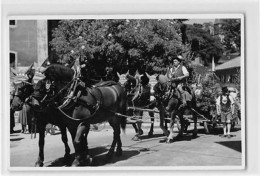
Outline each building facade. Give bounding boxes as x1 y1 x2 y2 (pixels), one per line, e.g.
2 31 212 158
9 20 48 69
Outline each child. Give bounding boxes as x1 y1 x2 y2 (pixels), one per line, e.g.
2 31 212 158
216 86 235 138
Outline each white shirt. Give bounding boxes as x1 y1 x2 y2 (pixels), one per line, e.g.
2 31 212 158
168 65 189 79
216 95 235 106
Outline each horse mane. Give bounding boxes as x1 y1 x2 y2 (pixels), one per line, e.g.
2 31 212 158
44 64 75 82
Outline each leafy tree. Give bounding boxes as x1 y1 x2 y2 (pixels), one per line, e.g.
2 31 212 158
220 19 241 53
50 19 185 77
185 24 224 66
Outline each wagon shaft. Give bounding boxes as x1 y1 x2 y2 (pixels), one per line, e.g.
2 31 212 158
128 107 160 113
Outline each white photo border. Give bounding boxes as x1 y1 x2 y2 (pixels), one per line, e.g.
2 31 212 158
1 0 259 176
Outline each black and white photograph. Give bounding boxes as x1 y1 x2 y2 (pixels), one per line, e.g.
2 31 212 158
8 16 245 169
1 0 260 175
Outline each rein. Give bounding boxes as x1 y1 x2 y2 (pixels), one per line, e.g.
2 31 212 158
57 85 103 122
33 78 77 113
57 83 126 123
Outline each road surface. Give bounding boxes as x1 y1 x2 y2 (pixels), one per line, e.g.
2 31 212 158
10 114 243 168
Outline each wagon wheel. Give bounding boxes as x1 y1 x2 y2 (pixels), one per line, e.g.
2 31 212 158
90 123 106 132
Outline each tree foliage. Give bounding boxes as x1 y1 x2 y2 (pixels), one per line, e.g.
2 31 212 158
50 19 185 77
185 24 224 65
220 19 241 52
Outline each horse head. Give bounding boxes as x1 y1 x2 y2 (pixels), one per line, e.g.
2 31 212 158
11 80 34 111
11 64 35 111
31 64 75 109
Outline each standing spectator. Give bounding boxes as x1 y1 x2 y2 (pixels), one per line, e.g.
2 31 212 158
216 86 235 138
10 108 15 133
19 64 35 134
10 87 16 134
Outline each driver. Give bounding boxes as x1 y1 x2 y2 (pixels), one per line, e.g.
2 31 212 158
166 55 189 112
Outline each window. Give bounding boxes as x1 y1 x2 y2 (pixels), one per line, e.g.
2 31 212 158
9 20 17 28
10 51 18 68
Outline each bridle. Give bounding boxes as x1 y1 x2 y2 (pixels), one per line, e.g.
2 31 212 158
12 81 33 101
33 78 77 112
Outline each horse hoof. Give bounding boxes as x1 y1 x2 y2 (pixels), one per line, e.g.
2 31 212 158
165 131 170 137
159 138 167 143
35 161 43 167
148 132 153 137
63 154 71 163
132 136 141 141
166 139 174 143
71 158 81 167
85 155 93 166
106 153 114 162
139 129 144 135
175 135 182 141
116 148 123 157
192 134 198 138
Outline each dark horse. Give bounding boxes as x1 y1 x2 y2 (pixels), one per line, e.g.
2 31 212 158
10 80 34 133
36 62 127 166
121 72 155 141
11 64 74 167
61 78 127 166
153 75 198 143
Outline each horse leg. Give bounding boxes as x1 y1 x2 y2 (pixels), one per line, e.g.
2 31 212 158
59 125 71 162
148 115 154 137
164 119 168 132
176 114 184 139
167 111 177 143
115 118 123 157
106 119 118 161
132 111 143 141
159 108 169 137
158 106 170 143
193 113 198 138
71 122 89 167
35 124 46 167
81 125 92 165
132 123 139 134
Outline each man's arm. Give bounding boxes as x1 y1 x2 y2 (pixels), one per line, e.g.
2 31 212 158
216 96 221 115
229 95 235 115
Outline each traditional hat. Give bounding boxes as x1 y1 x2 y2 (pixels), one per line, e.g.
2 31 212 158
171 55 183 62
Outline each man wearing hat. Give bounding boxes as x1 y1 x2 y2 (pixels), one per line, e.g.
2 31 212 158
216 86 235 138
167 55 189 86
165 55 189 112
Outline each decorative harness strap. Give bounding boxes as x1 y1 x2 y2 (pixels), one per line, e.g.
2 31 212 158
58 81 121 122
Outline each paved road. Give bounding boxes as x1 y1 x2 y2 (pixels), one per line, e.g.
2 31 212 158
10 117 243 168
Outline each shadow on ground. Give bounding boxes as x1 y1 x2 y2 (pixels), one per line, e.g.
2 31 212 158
139 133 165 140
216 140 241 153
47 146 141 167
10 137 24 142
91 149 140 166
